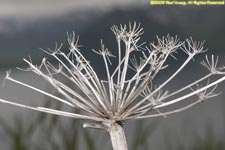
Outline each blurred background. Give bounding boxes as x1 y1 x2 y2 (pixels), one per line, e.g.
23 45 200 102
0 0 225 149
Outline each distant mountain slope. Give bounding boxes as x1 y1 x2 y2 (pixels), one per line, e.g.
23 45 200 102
0 10 101 68
0 7 225 69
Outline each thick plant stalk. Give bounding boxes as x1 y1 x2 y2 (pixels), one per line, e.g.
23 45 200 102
109 122 128 150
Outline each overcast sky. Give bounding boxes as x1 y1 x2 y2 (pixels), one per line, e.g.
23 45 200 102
0 0 146 34
0 0 144 19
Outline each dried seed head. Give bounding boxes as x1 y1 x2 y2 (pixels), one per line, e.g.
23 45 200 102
1 22 225 126
201 55 225 74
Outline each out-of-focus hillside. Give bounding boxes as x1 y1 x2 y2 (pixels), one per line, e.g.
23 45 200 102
0 6 225 69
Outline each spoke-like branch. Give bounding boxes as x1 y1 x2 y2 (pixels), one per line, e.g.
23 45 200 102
154 76 225 109
0 98 103 122
124 84 219 120
125 100 200 120
5 75 74 107
160 73 212 101
93 41 116 109
37 107 104 122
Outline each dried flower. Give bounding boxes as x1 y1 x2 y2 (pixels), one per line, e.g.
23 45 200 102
1 22 225 150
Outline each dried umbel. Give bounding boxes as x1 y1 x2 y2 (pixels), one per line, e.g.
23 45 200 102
1 23 225 150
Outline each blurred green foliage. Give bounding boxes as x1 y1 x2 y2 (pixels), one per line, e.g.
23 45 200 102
0 100 224 150
0 100 90 150
0 99 157 150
